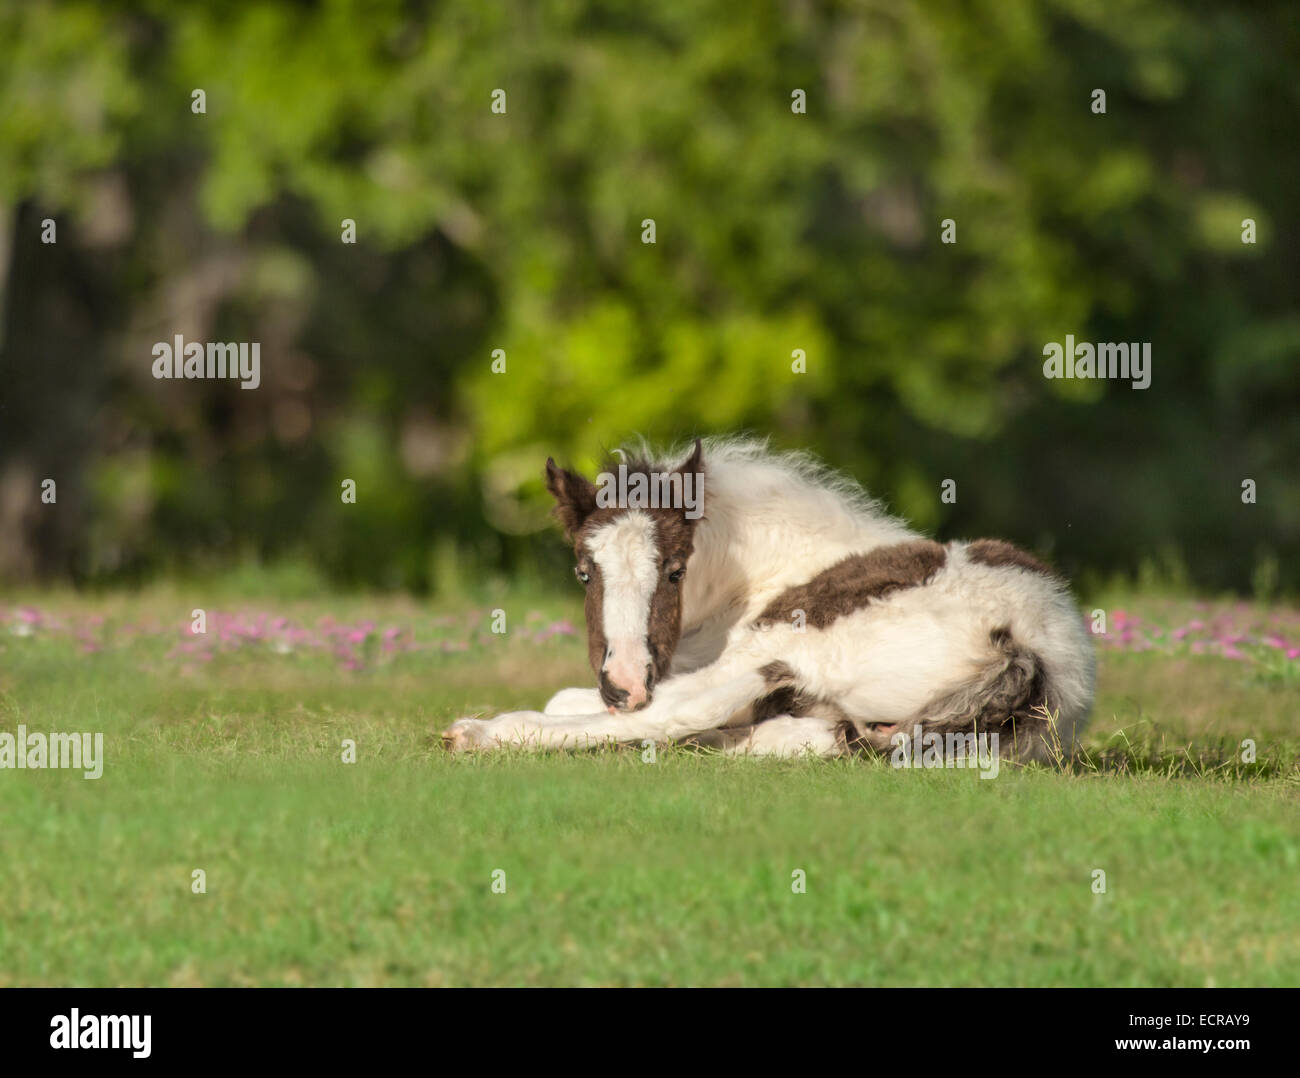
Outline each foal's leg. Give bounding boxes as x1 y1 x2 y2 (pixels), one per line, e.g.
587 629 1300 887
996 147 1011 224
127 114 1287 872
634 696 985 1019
719 715 848 758
543 687 603 715
443 660 774 752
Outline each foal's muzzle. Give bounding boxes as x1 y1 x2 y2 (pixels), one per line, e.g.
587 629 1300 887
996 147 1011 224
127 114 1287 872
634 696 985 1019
599 667 654 711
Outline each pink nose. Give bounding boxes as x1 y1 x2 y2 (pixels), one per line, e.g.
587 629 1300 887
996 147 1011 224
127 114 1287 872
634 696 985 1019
602 650 652 709
602 670 650 708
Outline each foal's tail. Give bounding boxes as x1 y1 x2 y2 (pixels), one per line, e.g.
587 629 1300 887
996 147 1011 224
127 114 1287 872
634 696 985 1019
917 626 1057 759
854 626 1062 761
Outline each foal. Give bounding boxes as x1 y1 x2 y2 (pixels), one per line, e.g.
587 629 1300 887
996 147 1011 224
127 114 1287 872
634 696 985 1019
443 437 1095 759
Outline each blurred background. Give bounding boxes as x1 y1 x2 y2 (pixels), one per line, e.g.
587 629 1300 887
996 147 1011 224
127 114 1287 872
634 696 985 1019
0 0 1296 597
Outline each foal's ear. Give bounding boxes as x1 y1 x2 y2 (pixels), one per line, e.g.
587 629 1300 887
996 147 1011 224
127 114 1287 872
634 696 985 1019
545 457 598 540
676 438 704 479
673 438 705 527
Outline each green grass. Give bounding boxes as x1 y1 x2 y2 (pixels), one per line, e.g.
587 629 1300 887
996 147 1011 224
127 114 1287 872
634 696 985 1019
1 587 1297 986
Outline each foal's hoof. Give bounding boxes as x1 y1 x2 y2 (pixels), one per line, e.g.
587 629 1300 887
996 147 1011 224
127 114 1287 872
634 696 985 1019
442 718 492 753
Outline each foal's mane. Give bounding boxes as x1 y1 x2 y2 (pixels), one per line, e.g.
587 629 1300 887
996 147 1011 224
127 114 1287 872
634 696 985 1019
613 434 897 529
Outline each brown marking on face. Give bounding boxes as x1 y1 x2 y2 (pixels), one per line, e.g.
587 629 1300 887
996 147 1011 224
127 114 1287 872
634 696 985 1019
573 506 697 698
756 539 947 631
568 524 609 674
545 441 705 707
965 539 1059 580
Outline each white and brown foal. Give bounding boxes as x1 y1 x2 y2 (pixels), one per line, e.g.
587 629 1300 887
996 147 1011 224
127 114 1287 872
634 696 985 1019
443 438 1095 759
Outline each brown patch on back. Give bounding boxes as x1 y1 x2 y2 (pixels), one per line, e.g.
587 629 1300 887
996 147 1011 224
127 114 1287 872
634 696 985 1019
756 539 947 630
965 539 1058 580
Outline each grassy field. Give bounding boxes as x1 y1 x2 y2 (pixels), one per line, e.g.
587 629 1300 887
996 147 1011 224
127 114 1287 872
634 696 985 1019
1 585 1297 986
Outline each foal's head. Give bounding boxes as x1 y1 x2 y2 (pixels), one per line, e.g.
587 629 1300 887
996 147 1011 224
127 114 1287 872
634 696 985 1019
545 440 705 711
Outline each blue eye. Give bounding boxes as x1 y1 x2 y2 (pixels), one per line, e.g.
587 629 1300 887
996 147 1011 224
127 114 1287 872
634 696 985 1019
576 569 590 585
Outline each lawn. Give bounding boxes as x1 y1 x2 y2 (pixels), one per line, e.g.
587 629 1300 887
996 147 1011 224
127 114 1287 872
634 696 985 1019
1 585 1297 986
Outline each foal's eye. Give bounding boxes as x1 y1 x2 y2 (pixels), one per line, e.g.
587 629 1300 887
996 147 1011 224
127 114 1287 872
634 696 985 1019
576 569 590 585
668 568 685 584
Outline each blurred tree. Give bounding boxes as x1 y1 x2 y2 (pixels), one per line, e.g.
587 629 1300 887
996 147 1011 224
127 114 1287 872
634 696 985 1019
0 0 1296 591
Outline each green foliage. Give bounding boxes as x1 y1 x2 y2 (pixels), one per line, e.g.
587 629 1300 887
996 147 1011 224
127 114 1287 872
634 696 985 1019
0 0 1296 589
